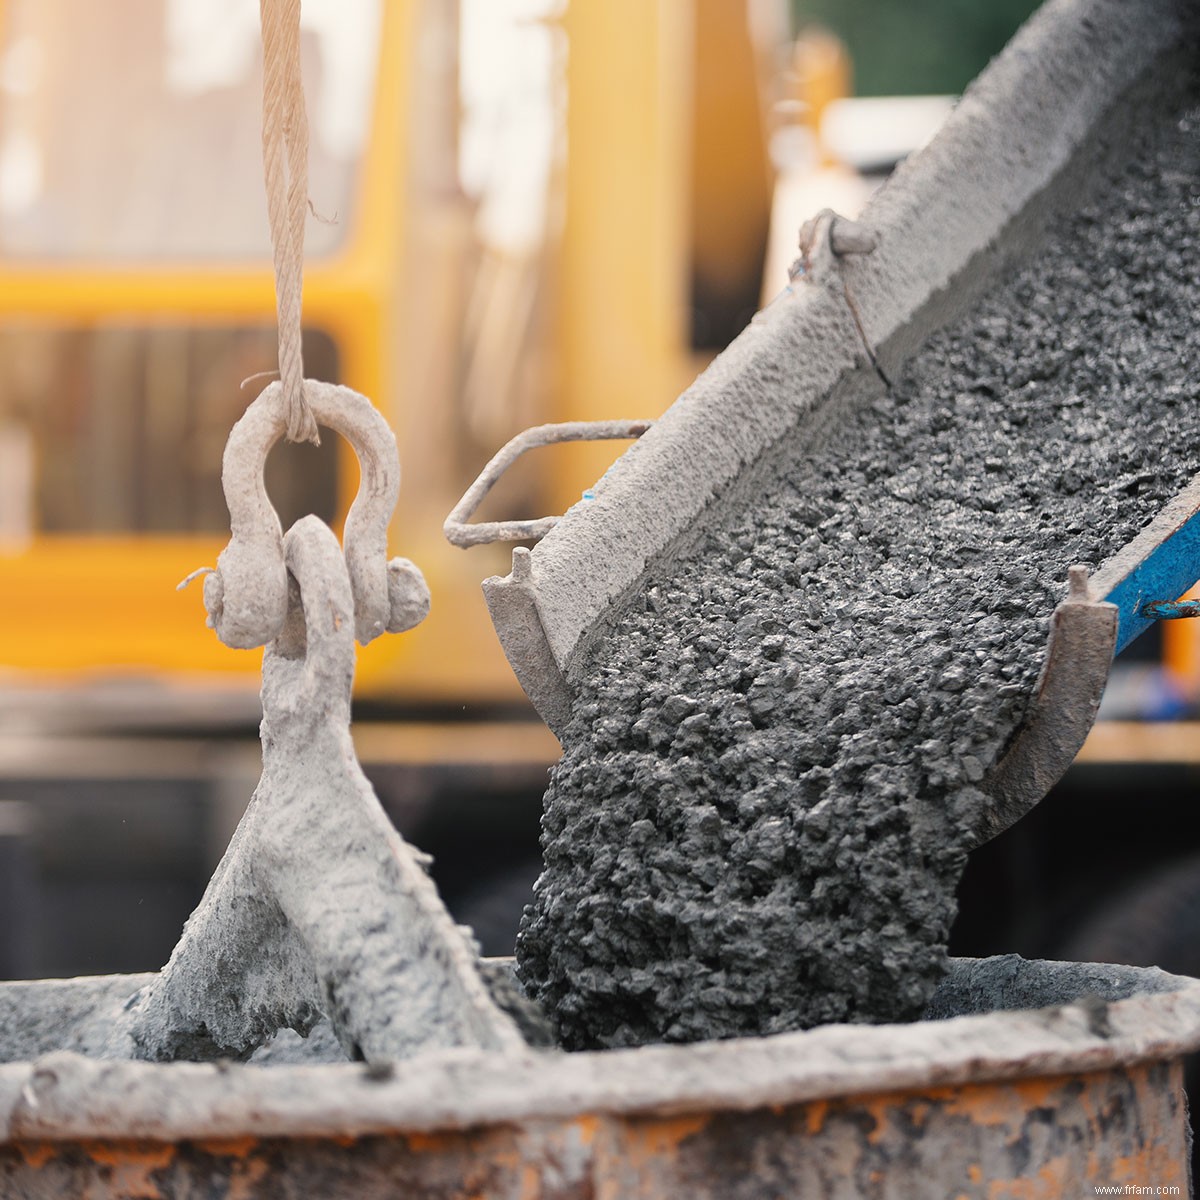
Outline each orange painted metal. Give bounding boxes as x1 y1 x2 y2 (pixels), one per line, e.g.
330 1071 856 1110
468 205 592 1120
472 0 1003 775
0 1061 1188 1198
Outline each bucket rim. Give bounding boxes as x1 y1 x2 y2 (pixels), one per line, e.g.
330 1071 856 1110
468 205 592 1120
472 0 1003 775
3 955 1199 1143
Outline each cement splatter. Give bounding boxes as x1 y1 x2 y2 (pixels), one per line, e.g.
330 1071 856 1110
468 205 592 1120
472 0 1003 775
517 90 1200 1050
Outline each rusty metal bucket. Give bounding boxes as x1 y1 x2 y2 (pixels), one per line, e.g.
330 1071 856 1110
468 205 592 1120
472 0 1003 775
2 955 1197 1197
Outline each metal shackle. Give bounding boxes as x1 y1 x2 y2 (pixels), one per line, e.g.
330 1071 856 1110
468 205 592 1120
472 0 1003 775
203 380 430 649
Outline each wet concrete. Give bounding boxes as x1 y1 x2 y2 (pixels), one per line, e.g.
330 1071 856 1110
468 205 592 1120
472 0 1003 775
518 86 1200 1049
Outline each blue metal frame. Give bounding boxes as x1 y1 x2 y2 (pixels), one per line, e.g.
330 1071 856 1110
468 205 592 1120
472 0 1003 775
1100 510 1200 654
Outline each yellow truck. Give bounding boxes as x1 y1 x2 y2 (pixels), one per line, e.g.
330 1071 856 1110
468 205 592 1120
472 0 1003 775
0 0 787 715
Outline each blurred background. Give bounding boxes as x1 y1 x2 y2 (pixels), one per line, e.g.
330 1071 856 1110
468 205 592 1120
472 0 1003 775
2 0 1198 993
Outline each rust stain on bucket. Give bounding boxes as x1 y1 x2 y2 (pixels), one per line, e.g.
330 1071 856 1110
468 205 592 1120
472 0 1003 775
0 1060 1187 1199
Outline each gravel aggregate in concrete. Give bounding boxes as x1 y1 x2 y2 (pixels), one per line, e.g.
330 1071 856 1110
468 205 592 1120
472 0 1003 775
517 87 1200 1050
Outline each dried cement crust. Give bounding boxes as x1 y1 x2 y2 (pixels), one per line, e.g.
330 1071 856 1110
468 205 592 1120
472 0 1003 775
0 959 1197 1143
124 518 519 1064
205 380 429 649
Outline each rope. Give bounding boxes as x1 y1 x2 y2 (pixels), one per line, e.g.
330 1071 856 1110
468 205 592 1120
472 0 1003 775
260 0 319 445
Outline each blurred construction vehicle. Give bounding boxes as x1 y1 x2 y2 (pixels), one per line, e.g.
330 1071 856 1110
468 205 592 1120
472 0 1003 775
0 0 846 717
